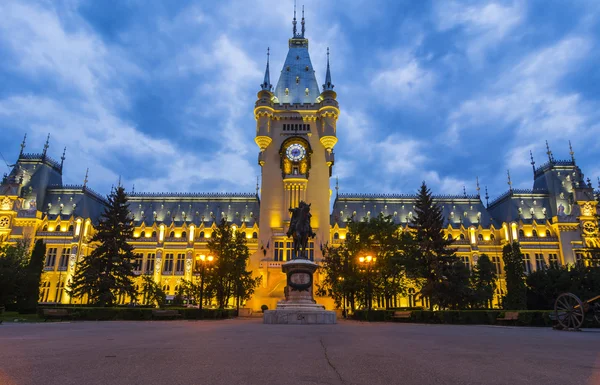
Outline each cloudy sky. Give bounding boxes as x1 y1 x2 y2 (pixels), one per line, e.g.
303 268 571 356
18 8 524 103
1 0 599 201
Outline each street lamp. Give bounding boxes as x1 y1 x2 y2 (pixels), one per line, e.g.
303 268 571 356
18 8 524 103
195 254 214 311
358 254 376 312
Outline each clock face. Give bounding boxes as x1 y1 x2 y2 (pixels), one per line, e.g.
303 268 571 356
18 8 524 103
286 143 306 162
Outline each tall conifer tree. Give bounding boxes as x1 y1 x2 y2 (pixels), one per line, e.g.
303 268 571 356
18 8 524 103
18 239 46 313
502 241 527 310
409 182 458 309
69 186 137 306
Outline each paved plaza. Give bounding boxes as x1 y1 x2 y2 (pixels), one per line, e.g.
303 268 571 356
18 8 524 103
0 319 599 385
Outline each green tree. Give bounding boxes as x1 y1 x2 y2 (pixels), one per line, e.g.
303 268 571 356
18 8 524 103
17 239 46 313
208 219 261 309
470 254 496 309
69 186 137 306
0 240 29 308
318 214 412 311
408 182 458 310
502 241 527 310
141 275 166 307
436 261 473 310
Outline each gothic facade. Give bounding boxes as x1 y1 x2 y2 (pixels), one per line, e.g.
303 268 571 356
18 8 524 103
1 17 599 310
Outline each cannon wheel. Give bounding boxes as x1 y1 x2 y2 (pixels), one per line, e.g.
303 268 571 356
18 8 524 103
555 293 585 330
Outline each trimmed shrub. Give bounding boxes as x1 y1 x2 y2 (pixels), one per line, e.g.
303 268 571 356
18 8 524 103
37 307 237 321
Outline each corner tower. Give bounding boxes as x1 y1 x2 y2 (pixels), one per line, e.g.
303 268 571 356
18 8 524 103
254 11 339 277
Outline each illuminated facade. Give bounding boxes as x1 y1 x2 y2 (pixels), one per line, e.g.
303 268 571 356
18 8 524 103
1 16 599 310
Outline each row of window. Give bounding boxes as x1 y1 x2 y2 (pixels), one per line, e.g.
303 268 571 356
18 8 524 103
135 231 258 239
282 123 310 131
522 253 559 274
274 241 315 261
42 225 74 232
44 248 71 270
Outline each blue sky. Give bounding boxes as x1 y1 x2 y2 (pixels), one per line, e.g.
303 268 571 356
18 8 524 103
1 0 600 201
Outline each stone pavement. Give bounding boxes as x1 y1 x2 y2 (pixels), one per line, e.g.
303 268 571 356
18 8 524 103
0 319 599 385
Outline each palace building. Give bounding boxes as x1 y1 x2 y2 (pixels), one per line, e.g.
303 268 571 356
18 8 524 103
1 14 599 310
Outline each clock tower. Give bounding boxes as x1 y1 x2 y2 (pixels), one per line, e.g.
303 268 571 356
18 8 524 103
252 12 339 307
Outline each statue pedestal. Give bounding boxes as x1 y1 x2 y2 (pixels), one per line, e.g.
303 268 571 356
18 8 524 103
263 259 337 325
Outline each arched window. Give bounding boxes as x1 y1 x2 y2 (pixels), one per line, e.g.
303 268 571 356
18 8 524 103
182 231 187 239
169 231 175 238
447 234 453 240
408 288 416 308
152 231 157 238
478 234 483 241
68 225 74 232
546 230 551 237
490 234 495 241
56 225 61 232
140 231 145 238
252 232 258 239
519 229 524 238
333 233 339 240
459 234 465 240
43 225 48 231
199 231 205 238
532 230 538 237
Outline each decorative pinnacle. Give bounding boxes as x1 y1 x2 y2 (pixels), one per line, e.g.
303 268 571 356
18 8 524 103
335 176 339 197
60 146 66 169
19 133 27 156
42 133 50 158
507 169 512 191
83 168 89 189
463 185 467 198
476 177 480 197
485 186 489 207
260 47 272 91
529 150 536 175
323 47 335 91
569 140 575 163
256 175 259 196
545 140 554 162
292 1 297 37
301 5 305 38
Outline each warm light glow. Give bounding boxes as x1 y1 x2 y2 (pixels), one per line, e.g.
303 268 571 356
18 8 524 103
359 256 365 263
484 236 490 241
526 232 532 237
366 255 372 262
48 226 55 232
540 231 546 237
175 233 181 238
145 232 151 238
189 226 195 242
232 225 237 232
198 254 206 261
246 233 252 239
75 219 82 236
134 232 140 238
159 225 165 242
61 226 67 232
207 255 214 262
503 224 509 240
469 228 476 244
204 232 211 238
339 234 346 240
511 223 518 240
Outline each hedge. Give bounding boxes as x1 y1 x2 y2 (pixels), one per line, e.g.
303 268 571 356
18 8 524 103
350 309 598 327
37 307 237 321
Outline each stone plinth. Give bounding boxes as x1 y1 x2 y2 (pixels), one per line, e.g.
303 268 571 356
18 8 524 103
263 259 336 325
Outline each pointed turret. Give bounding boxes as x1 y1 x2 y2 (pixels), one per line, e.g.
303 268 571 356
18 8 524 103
42 133 50 159
323 47 334 91
260 48 272 91
19 133 27 156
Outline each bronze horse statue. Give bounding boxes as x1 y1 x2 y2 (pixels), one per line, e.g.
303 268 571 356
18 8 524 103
286 201 316 259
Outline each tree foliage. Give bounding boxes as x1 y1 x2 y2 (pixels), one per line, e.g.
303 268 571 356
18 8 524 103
69 186 137 306
207 219 261 309
502 241 527 310
140 275 166 307
408 182 458 309
0 240 29 308
17 239 46 313
470 254 496 309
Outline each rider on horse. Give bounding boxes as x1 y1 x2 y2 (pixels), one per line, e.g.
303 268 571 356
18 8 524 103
286 201 316 259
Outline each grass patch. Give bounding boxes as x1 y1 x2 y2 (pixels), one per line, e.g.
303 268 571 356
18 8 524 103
0 311 42 323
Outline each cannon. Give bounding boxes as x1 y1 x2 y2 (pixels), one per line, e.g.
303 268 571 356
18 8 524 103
554 292 600 330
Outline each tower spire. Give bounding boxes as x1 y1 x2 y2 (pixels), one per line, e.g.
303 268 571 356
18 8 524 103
569 140 576 163
301 5 305 38
83 168 89 189
260 47 272 91
19 133 27 156
507 169 513 192
530 150 536 175
60 146 66 169
323 47 335 91
463 185 467 198
335 176 339 197
476 177 480 198
292 1 297 37
42 133 50 158
485 186 489 208
545 140 554 163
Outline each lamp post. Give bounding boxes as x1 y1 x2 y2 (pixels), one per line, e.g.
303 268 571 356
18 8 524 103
195 255 214 311
358 254 376 313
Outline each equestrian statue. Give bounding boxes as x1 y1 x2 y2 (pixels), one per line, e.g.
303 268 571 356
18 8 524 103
286 201 316 259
